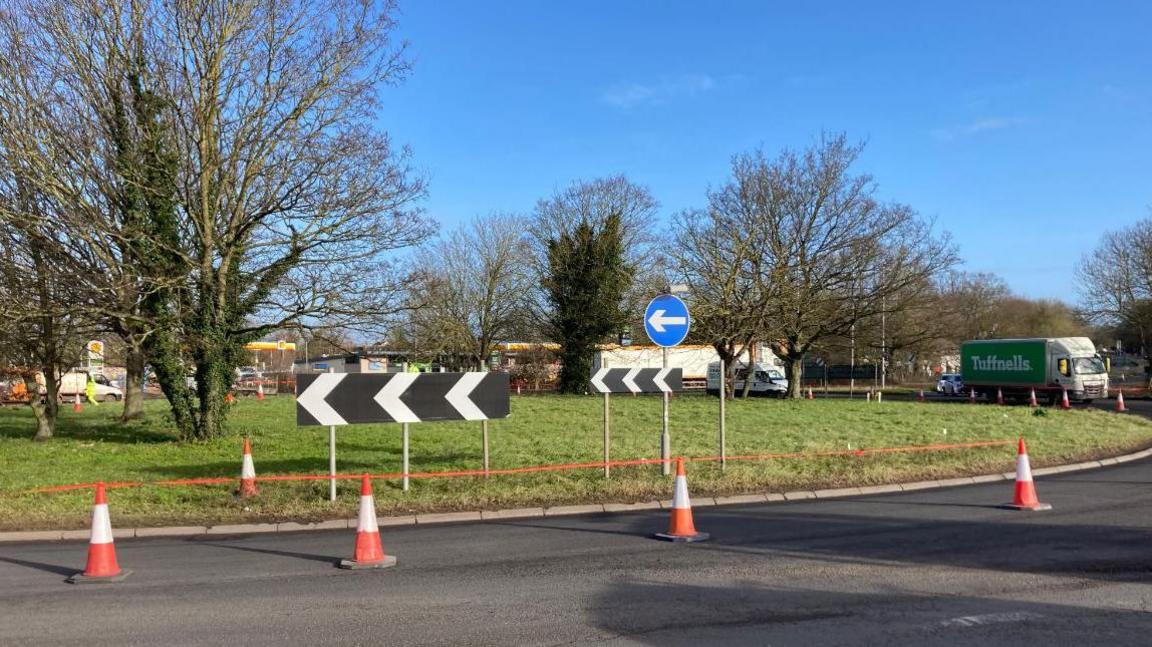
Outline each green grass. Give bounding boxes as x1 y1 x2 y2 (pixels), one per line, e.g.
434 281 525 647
1 394 1150 530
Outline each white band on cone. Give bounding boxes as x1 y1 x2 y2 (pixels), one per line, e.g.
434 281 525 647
357 495 378 532
91 504 114 544
672 475 691 510
241 454 256 479
1016 454 1033 483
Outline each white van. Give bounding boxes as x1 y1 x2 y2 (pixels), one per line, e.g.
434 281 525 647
59 372 123 402
706 362 789 398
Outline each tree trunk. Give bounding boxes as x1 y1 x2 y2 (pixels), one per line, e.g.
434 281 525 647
121 345 146 422
739 341 757 399
782 342 805 399
146 327 198 440
25 374 54 440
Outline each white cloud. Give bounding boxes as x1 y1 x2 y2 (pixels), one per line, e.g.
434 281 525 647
600 74 716 109
932 116 1027 142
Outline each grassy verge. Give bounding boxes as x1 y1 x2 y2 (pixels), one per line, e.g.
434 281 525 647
1 394 1150 530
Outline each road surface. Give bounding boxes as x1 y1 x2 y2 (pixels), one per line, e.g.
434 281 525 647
3 454 1152 645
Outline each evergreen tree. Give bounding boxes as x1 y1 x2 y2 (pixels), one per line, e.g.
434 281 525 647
543 214 632 394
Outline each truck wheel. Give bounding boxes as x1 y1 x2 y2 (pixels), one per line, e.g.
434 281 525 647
103 394 119 403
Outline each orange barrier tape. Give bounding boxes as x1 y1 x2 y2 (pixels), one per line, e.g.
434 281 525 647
25 440 1013 494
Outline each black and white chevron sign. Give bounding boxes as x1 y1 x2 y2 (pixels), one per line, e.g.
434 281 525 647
296 372 510 426
590 368 682 394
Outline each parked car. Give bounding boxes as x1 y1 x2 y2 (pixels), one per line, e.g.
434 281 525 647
936 373 964 395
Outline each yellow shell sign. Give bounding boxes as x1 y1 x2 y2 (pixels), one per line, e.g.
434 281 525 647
244 341 297 352
86 340 104 355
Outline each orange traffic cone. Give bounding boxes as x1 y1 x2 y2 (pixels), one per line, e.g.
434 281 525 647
225 392 236 405
996 388 1004 405
1000 438 1051 511
917 389 925 402
1028 388 1038 408
73 392 83 413
653 458 709 543
256 382 265 401
969 388 976 404
238 437 258 498
1117 389 1127 412
1060 388 1071 410
806 386 814 400
339 475 397 569
68 483 130 583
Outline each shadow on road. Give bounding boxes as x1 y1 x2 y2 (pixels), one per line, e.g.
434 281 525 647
0 554 76 577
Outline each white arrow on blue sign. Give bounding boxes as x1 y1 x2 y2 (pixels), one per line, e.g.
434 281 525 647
644 294 691 347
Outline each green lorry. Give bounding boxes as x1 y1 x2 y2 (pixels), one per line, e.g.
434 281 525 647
960 337 1108 404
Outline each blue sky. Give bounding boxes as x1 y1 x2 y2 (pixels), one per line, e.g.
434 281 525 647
382 1 1152 301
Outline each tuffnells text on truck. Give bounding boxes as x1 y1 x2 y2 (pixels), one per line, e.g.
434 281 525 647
960 337 1108 404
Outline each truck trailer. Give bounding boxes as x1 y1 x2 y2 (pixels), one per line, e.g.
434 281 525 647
960 337 1108 404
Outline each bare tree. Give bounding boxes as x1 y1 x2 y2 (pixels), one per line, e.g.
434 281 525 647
693 135 956 398
1079 218 1152 357
0 0 432 440
672 206 767 398
412 213 532 370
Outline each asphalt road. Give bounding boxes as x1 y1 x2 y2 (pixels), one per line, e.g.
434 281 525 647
4 455 1152 646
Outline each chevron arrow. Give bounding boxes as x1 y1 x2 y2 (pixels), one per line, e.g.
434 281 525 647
590 368 610 393
445 372 487 420
652 368 673 393
297 373 347 426
373 373 420 423
621 368 641 394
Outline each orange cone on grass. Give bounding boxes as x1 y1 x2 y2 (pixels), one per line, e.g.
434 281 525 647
73 392 83 413
653 458 709 543
1000 438 1051 511
238 437 258 498
996 388 1004 405
917 389 925 402
339 475 397 569
68 483 130 583
1028 388 1038 408
1060 388 1071 410
1117 389 1127 412
806 386 814 400
256 382 265 401
969 388 976 404
225 391 236 405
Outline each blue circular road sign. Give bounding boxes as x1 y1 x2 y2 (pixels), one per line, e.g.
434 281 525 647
644 294 691 347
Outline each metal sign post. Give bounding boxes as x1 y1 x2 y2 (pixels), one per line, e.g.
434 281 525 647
719 357 726 470
327 367 337 502
603 391 610 478
644 293 690 478
482 420 490 478
329 424 337 501
661 347 670 475
402 422 410 492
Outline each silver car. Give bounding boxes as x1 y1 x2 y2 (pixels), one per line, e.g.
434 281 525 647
936 373 964 395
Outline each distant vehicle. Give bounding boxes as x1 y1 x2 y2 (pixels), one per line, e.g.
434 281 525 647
706 362 789 397
936 373 964 395
59 371 123 402
960 337 1108 404
236 366 262 379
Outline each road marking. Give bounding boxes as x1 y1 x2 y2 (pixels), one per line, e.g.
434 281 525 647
939 611 1043 628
